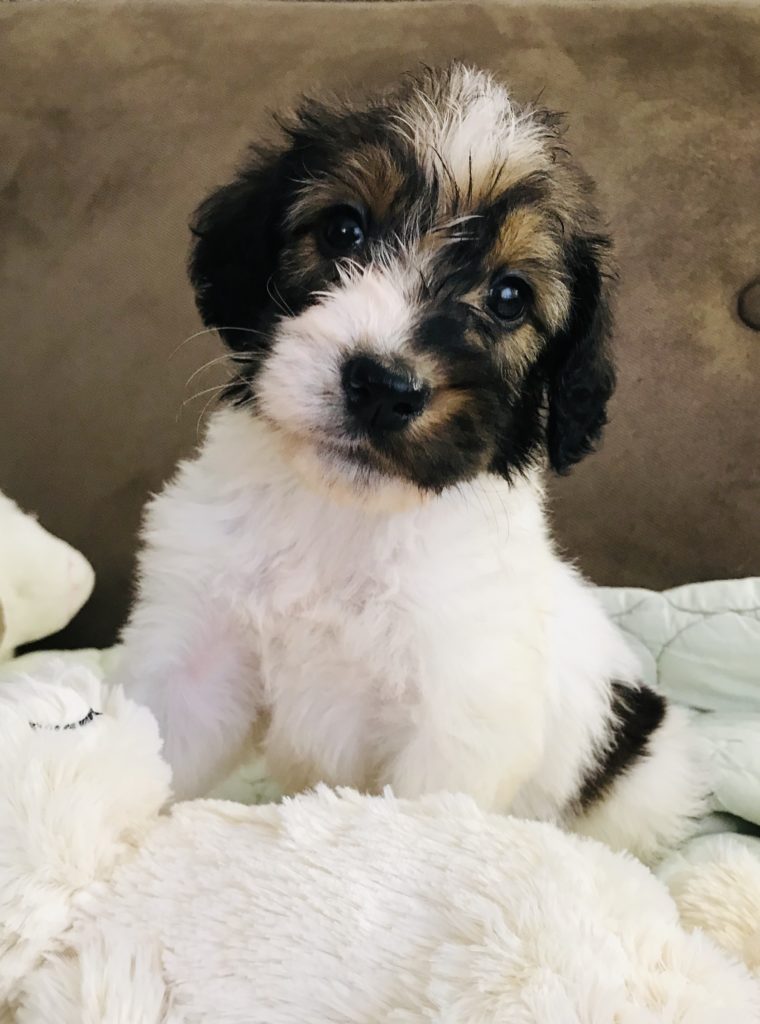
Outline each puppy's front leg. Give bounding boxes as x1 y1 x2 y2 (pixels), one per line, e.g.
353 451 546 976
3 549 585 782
386 675 546 812
114 590 261 801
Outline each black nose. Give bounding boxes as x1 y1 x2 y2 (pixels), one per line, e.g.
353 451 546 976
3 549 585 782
342 356 428 433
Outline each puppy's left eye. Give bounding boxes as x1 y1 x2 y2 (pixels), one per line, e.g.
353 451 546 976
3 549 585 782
319 206 366 256
487 273 532 324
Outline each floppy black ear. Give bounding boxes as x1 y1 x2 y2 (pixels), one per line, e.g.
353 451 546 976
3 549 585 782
189 153 285 351
545 234 616 474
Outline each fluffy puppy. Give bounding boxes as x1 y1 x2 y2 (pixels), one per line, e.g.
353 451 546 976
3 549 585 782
116 65 706 863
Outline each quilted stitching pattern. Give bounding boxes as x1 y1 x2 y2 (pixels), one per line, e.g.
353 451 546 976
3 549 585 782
598 580 760 828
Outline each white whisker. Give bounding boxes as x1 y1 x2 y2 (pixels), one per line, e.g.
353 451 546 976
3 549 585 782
185 354 236 388
181 381 235 409
170 325 269 360
195 391 224 442
267 277 295 318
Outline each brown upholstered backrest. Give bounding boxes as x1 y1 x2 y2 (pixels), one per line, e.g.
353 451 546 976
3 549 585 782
1 1 758 648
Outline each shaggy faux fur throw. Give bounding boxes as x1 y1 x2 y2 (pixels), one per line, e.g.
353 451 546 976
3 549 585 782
1 666 760 1023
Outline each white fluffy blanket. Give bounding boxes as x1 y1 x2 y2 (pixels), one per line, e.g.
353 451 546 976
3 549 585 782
2 666 760 1023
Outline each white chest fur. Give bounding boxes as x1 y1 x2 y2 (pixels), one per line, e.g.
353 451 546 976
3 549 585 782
120 410 633 818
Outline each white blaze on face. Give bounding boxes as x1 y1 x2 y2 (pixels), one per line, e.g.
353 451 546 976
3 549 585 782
256 265 418 439
395 65 553 206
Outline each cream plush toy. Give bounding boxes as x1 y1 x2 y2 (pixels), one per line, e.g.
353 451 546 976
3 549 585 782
1 666 759 1024
0 493 94 662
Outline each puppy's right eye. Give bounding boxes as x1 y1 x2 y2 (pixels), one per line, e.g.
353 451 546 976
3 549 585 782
318 206 366 256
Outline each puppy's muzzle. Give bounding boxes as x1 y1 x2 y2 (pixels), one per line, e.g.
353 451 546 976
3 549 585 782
342 356 429 435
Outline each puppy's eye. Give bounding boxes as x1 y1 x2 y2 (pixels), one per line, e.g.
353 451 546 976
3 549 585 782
319 206 366 256
487 273 532 324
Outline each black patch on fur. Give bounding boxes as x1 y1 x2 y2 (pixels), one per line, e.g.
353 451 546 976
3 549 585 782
576 683 666 810
190 157 284 350
542 233 616 473
488 361 548 479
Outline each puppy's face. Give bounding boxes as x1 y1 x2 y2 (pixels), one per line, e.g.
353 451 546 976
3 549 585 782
191 65 615 500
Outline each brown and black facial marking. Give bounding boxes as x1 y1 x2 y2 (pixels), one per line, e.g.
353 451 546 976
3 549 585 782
377 163 611 487
281 143 410 292
288 143 410 231
190 100 419 345
392 308 507 487
190 64 616 487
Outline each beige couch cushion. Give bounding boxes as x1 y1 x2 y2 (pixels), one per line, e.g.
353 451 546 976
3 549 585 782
1 1 758 647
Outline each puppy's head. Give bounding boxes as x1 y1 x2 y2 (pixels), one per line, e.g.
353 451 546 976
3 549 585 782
190 65 615 502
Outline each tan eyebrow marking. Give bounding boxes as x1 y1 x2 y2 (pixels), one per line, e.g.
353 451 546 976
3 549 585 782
287 145 406 230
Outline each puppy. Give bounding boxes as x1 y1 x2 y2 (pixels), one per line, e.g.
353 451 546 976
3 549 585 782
116 65 706 863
